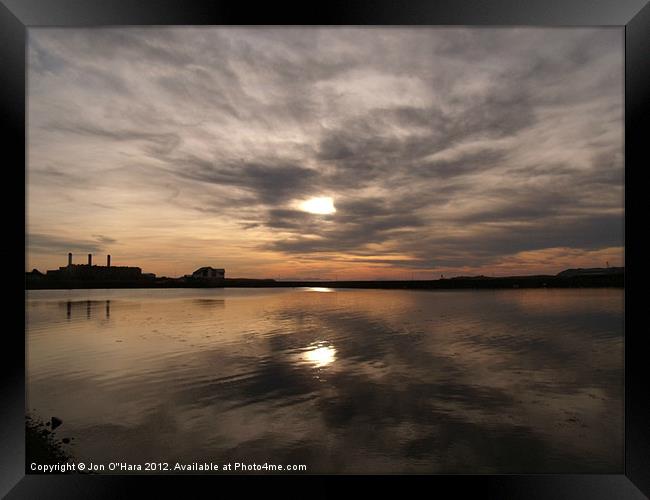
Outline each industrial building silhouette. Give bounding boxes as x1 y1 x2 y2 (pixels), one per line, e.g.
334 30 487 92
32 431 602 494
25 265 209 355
45 253 152 280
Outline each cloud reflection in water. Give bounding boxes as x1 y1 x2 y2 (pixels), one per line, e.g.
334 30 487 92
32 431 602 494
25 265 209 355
26 288 623 473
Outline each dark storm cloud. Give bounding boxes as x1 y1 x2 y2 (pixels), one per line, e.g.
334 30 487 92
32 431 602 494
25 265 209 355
28 27 623 274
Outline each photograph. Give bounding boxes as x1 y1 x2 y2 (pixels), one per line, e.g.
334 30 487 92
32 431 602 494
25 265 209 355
24 26 625 475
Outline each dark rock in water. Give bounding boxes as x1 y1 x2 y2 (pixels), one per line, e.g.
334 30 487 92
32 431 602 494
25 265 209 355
62 438 70 444
51 417 63 430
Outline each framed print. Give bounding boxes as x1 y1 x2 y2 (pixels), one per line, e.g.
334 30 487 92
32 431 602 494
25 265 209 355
2 0 649 498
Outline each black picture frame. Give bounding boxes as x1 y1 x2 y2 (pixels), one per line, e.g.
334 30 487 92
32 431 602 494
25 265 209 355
3 1 648 497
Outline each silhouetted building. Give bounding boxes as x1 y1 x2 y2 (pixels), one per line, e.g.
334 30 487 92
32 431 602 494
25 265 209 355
45 253 150 280
25 269 44 278
192 266 225 279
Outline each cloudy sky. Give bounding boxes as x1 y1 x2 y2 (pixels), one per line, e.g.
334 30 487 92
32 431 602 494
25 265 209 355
27 27 623 279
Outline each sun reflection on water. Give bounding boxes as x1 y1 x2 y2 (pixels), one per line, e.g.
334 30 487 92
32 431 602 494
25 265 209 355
303 343 337 367
304 287 334 293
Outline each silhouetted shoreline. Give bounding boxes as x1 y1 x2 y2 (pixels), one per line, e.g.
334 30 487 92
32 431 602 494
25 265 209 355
25 268 623 290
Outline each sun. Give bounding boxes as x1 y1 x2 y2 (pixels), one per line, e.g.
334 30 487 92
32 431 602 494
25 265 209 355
299 196 336 215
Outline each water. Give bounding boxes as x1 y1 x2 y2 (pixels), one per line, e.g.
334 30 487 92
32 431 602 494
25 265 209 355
26 287 623 473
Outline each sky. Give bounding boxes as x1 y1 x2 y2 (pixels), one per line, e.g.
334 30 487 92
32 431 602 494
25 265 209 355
26 27 624 279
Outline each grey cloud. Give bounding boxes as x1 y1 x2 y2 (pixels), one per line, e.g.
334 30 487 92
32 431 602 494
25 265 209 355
34 28 197 68
267 210 623 270
265 209 323 230
406 213 624 268
29 36 69 75
314 98 531 192
417 149 508 180
47 121 182 154
588 150 625 185
28 233 105 255
172 157 320 205
92 234 117 245
268 212 425 255
28 166 90 189
457 189 576 224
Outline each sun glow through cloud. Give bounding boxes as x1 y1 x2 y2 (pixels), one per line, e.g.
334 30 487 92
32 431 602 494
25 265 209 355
299 197 336 215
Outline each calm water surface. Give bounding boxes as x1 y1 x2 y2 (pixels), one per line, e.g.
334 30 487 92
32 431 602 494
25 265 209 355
26 288 623 473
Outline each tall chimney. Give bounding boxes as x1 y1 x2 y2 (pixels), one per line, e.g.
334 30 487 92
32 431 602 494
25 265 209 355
68 252 72 266
107 254 111 267
88 253 92 266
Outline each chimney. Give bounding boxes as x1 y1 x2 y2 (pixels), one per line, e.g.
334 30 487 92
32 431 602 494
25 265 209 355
107 254 111 267
68 252 72 266
88 253 92 266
